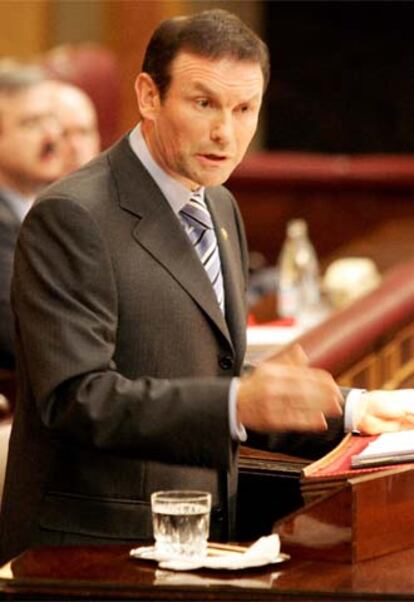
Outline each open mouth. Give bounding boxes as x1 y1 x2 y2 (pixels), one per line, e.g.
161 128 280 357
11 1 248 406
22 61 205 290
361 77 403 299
197 153 228 164
40 141 57 161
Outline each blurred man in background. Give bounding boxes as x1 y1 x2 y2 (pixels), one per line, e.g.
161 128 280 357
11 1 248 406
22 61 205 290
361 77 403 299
51 81 100 176
0 62 62 370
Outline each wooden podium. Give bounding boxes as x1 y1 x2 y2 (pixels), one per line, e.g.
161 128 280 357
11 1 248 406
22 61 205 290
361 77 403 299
274 465 414 563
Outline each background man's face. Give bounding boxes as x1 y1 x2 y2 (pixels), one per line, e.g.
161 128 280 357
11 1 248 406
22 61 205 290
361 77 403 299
0 82 62 195
141 52 264 190
53 84 100 176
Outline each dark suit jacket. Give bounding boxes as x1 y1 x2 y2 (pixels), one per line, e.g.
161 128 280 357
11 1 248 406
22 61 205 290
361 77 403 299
0 193 20 370
0 136 250 561
0 136 345 563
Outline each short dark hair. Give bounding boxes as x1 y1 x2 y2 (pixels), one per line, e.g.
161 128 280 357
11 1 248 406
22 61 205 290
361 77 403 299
142 9 270 100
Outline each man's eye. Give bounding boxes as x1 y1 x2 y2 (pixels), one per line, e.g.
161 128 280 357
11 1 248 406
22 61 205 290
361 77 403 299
20 114 57 130
195 99 210 109
20 117 41 129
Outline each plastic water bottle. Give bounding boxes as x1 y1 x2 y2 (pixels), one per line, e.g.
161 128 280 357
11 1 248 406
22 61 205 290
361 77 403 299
277 219 320 322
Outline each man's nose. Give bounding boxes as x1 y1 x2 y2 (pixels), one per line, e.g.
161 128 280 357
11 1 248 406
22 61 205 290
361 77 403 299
43 115 63 138
210 111 234 145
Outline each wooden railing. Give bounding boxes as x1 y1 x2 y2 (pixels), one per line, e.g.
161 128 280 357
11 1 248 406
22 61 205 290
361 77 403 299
283 260 414 390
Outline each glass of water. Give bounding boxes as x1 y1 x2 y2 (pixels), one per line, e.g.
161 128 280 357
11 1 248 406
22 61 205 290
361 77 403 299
151 490 212 559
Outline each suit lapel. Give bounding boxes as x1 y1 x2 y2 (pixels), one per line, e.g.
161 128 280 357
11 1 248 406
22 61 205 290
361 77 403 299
108 138 233 348
0 192 24 231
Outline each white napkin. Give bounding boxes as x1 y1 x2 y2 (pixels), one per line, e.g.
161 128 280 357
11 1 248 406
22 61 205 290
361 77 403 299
130 534 288 571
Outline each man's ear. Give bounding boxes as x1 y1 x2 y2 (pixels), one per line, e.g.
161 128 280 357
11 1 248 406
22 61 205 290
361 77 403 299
134 73 160 120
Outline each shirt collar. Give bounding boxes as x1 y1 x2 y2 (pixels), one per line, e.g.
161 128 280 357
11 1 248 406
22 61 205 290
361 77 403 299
0 186 33 222
128 123 205 214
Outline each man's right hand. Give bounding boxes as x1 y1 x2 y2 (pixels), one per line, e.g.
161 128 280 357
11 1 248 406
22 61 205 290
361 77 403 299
237 345 343 433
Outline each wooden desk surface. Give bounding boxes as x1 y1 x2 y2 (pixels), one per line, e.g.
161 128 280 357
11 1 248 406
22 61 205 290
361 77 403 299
2 543 414 601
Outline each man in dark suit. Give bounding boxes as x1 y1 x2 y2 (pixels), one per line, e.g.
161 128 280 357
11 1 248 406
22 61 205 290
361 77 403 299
1 10 413 563
0 64 62 369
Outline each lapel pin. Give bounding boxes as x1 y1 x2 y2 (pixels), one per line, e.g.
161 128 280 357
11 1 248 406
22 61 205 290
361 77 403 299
221 227 228 240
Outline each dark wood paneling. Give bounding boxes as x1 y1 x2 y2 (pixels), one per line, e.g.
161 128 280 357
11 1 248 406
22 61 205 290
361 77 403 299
228 152 414 265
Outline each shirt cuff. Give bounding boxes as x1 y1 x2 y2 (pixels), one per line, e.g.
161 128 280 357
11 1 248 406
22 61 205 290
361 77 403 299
344 388 366 433
229 377 247 441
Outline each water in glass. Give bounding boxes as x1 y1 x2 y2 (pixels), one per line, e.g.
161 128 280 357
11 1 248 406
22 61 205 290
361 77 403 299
151 491 211 558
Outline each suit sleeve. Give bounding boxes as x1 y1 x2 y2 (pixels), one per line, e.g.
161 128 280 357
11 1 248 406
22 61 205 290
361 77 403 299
0 217 17 368
12 196 232 470
248 416 345 461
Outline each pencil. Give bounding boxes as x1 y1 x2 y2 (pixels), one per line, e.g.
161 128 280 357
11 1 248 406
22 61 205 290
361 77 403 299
207 542 247 554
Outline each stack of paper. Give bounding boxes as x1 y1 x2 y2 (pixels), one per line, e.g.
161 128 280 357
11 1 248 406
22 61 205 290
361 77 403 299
300 433 414 504
351 429 414 468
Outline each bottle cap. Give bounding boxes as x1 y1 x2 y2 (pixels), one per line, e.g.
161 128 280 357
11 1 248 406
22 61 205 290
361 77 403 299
287 218 307 238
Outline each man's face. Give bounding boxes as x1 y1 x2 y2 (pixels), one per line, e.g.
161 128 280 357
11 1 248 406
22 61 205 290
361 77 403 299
138 52 264 189
0 82 62 195
54 85 100 176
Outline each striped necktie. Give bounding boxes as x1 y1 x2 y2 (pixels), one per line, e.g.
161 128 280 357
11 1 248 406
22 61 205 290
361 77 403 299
179 192 225 313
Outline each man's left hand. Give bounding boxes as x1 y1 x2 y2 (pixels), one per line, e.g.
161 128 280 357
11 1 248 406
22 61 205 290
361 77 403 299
355 390 414 434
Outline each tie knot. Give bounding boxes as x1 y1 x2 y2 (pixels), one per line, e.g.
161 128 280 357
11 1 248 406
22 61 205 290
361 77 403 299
180 195 213 230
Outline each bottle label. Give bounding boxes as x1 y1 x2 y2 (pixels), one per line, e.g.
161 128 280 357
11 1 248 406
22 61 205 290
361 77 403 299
278 285 300 318
302 274 320 306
